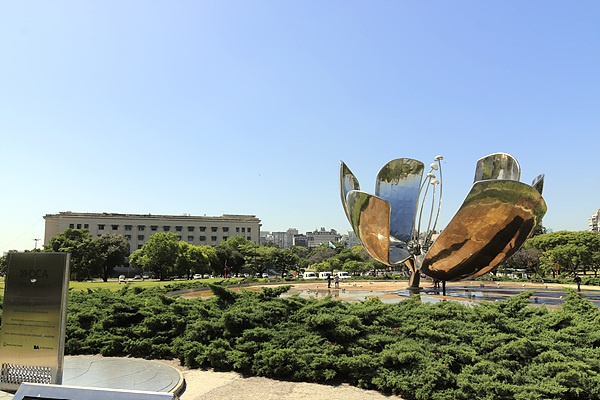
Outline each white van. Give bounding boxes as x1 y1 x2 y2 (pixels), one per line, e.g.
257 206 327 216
318 272 332 280
303 272 317 280
335 271 350 279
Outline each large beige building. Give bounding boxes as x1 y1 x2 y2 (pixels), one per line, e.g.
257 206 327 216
44 211 261 253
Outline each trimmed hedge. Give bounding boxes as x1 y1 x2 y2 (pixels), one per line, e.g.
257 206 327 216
7 283 600 400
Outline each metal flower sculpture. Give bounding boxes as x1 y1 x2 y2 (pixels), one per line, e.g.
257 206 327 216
340 153 547 288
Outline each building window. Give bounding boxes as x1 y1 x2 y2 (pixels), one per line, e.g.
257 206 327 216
199 226 206 232
187 226 194 232
125 235 132 240
125 225 132 231
112 225 119 230
163 226 170 232
242 227 246 232
247 228 251 232
211 227 217 232
138 235 144 240
236 227 240 232
137 244 143 249
176 226 182 232
247 236 251 240
199 236 206 241
138 225 145 231
223 227 229 232
187 236 194 241
151 226 158 231
69 224 74 229
84 224 89 229
98 224 105 230
211 236 217 241
223 236 228 240
177 235 182 240
77 224 82 229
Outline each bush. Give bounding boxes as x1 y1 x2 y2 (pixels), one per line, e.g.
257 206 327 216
34 283 600 400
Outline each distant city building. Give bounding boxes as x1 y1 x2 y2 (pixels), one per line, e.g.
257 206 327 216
260 228 299 248
344 231 360 247
44 211 261 253
293 234 309 248
589 209 600 233
305 227 342 249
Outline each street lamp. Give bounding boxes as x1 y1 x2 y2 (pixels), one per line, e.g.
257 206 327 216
33 238 41 250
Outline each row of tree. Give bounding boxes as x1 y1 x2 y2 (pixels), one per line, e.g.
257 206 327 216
2 228 599 281
502 230 600 278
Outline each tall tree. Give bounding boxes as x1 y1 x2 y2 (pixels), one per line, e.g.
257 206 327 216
177 242 211 278
45 229 99 280
273 248 300 278
96 233 130 282
129 232 179 280
527 230 600 277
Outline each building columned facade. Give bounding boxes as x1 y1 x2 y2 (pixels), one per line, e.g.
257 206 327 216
44 212 261 253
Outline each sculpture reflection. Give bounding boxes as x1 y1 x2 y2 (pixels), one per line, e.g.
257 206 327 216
340 153 547 289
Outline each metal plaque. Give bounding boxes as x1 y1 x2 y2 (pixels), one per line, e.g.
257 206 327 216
14 383 178 400
0 253 70 392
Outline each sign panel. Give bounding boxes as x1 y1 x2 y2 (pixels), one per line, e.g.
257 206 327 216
14 383 179 400
0 253 70 392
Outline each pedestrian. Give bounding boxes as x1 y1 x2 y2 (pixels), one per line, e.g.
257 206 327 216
574 275 582 292
327 274 332 288
334 275 340 288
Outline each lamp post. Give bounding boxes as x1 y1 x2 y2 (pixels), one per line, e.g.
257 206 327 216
33 238 41 250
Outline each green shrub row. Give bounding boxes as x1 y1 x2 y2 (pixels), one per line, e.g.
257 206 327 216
8 283 600 400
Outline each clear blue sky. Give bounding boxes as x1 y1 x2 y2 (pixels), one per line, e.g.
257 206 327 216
1 1 598 254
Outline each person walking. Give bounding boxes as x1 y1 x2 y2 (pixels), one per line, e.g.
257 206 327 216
574 275 582 292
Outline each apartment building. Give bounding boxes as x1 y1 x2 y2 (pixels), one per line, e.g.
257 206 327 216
44 211 261 253
589 209 600 234
261 228 299 248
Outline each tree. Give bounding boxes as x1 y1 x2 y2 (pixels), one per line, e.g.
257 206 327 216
129 232 179 280
45 229 99 280
527 231 600 277
177 242 212 278
215 237 250 277
271 248 300 278
499 247 543 277
96 233 130 282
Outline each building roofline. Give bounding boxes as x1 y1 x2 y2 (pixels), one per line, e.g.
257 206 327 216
43 211 259 221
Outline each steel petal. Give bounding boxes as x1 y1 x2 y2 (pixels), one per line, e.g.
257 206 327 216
474 153 521 182
374 158 424 243
421 180 547 281
339 161 360 224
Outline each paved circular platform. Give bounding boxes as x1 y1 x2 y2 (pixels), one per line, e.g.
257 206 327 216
0 356 184 399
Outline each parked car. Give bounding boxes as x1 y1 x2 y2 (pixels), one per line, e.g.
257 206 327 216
192 274 203 279
335 271 350 279
118 275 126 283
318 272 332 280
303 272 317 280
262 273 269 278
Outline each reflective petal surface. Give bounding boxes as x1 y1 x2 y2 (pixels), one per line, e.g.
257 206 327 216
346 190 392 265
375 158 424 243
339 161 361 222
532 174 545 195
474 153 520 182
421 180 547 281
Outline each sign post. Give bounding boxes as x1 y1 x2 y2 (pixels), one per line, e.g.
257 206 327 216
0 253 70 392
